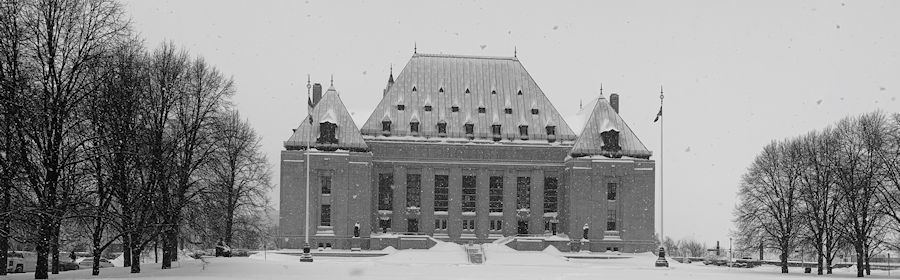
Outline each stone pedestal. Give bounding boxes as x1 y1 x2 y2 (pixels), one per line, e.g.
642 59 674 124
654 247 669 267
350 237 362 252
299 243 314 262
580 239 590 253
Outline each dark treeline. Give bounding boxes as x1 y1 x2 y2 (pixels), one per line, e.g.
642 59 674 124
0 0 273 279
734 111 900 277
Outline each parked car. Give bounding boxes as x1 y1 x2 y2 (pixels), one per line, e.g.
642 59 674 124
78 258 114 269
59 261 80 271
6 251 36 273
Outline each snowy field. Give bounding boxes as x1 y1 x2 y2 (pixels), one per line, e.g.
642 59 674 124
6 244 897 280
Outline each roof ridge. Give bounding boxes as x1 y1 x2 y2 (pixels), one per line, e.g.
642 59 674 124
414 53 518 61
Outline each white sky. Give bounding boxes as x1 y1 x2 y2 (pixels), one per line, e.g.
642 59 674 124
122 0 900 246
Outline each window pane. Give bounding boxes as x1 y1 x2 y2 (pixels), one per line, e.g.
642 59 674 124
320 205 331 226
517 177 531 210
543 177 558 212
607 183 617 200
434 175 449 212
407 174 421 208
378 173 393 210
321 175 331 195
462 175 477 212
489 176 503 213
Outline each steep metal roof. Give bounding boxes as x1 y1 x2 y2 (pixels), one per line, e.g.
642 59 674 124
284 87 368 151
360 53 577 144
569 96 652 158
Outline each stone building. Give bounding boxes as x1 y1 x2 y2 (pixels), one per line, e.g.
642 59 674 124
279 53 656 252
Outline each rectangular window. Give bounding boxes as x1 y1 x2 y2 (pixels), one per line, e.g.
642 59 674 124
320 175 332 195
504 108 513 114
379 219 391 231
543 177 558 213
424 105 432 111
451 106 459 112
464 123 474 135
434 219 448 230
434 175 449 212
478 107 486 113
382 121 392 132
410 122 419 133
607 209 617 231
490 220 503 231
462 175 477 212
407 174 421 208
489 176 503 213
519 125 528 138
397 104 405 111
378 173 393 210
462 219 475 231
607 182 617 201
545 126 556 136
317 122 338 144
408 219 419 233
320 205 331 226
517 176 531 210
531 108 539 115
437 122 447 134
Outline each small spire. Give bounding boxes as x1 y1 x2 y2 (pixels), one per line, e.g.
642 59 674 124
306 74 311 89
388 64 394 84
330 74 334 88
414 42 417 54
579 99 583 110
514 46 517 58
600 83 603 95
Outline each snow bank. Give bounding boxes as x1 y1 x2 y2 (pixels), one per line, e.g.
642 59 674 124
483 243 571 267
381 246 397 253
542 245 563 256
376 240 467 265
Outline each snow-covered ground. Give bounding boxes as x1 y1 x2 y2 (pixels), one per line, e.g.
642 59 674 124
6 242 897 279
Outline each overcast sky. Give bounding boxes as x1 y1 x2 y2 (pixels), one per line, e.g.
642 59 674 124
122 0 899 246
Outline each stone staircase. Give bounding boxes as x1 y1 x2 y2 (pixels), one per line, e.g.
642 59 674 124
464 243 485 264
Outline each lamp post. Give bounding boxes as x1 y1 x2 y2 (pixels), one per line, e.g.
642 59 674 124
299 76 313 262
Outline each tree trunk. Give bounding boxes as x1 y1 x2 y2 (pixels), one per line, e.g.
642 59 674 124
864 252 871 276
0 180 9 276
780 248 789 273
34 218 51 279
161 225 174 269
123 233 131 267
130 247 141 273
855 243 865 277
92 247 101 276
817 250 824 275
51 222 60 274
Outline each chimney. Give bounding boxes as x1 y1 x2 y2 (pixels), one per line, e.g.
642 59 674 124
312 83 323 106
609 93 620 114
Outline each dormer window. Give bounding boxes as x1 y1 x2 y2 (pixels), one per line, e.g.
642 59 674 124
491 125 502 142
382 121 392 135
317 122 338 144
464 124 474 139
478 107 486 113
424 105 432 112
504 108 513 114
546 126 557 143
439 87 444 93
397 105 405 111
465 88 470 94
412 86 417 92
410 122 420 134
518 125 529 140
491 90 497 95
517 90 523 96
437 122 447 136
531 109 539 115
451 106 459 112
600 130 622 153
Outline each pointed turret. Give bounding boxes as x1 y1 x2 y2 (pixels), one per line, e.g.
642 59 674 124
285 86 368 151
569 95 651 159
383 65 395 96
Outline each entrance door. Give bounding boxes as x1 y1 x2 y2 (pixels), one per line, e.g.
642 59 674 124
517 220 529 235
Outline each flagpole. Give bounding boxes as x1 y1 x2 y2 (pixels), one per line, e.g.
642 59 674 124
301 75 313 262
655 85 668 267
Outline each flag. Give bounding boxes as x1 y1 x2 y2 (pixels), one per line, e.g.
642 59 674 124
653 107 662 122
308 96 314 124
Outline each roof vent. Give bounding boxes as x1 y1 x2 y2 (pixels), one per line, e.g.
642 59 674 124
517 90 523 96
412 86 417 92
491 90 497 95
439 87 444 93
465 88 470 94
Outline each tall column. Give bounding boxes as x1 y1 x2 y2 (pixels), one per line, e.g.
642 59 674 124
393 166 407 232
422 167 435 235
475 169 489 239
448 167 462 239
502 169 517 236
530 169 545 235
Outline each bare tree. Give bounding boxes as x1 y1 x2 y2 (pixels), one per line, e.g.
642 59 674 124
796 129 844 274
736 139 805 273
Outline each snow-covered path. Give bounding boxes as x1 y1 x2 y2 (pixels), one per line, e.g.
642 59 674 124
5 249 897 279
